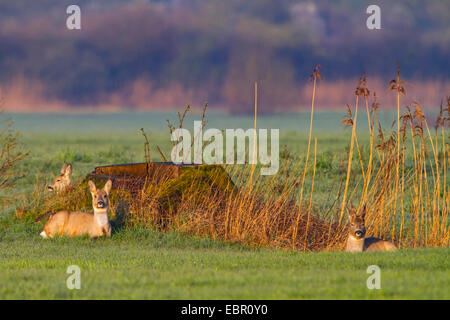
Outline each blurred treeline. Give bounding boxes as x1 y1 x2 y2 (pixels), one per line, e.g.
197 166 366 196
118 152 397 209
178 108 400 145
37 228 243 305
0 0 448 113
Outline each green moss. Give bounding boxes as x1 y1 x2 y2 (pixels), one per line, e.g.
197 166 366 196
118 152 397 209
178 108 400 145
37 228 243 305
145 165 236 215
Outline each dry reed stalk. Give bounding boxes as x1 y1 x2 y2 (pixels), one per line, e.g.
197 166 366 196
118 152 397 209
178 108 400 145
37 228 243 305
440 99 448 241
292 65 320 249
249 82 258 187
140 128 151 165
157 146 168 162
353 133 366 184
361 89 375 207
339 79 360 225
303 138 317 249
406 107 419 246
388 63 405 244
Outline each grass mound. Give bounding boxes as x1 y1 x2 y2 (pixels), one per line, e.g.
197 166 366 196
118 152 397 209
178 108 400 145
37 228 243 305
15 163 343 251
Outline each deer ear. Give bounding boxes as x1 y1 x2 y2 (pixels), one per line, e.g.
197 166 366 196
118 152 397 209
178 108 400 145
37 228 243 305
88 180 97 193
103 179 112 194
64 164 72 176
61 163 68 174
360 204 367 220
348 203 357 214
347 204 355 221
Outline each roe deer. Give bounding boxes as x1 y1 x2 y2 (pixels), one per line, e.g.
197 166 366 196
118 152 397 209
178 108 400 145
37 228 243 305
346 205 397 252
40 180 112 238
47 163 72 192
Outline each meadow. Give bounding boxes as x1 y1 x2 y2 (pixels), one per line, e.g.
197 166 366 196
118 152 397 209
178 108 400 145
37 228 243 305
1 224 449 299
0 110 449 299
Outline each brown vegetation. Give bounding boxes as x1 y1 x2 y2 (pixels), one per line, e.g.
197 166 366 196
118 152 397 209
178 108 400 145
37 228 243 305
0 110 28 206
16 65 450 250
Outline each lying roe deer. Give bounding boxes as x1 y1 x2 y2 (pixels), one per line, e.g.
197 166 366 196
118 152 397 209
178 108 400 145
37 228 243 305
346 205 397 252
47 163 72 192
40 180 112 239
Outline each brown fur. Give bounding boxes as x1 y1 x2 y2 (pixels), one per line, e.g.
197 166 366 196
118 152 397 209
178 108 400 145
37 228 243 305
47 163 72 193
345 204 397 252
41 180 112 239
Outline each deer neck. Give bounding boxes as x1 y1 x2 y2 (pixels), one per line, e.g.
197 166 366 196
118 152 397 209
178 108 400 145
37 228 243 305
94 208 109 227
346 235 365 252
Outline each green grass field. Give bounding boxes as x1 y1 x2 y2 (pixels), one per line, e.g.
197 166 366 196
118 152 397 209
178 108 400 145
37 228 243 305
1 112 448 299
1 222 449 299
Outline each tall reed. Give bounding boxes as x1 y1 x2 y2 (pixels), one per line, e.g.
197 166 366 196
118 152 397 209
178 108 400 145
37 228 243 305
21 66 449 251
